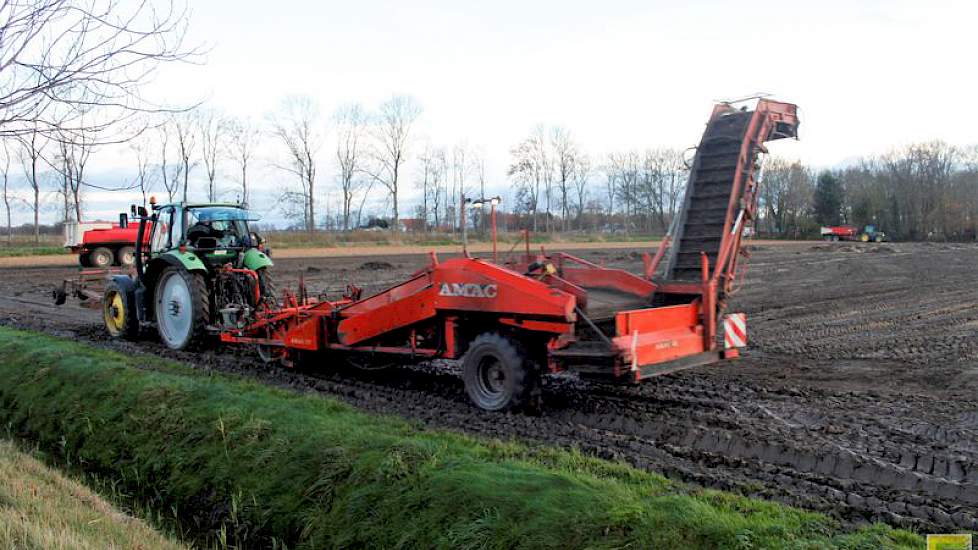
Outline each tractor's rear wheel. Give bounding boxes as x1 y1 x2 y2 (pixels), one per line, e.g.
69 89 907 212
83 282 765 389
78 252 91 267
117 246 135 267
154 266 210 350
90 247 114 268
462 333 538 412
103 279 139 340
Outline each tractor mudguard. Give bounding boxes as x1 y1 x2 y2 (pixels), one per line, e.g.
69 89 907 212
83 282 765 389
242 248 273 271
165 250 208 272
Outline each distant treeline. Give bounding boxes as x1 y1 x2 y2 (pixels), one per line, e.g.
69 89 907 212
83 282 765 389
756 141 978 241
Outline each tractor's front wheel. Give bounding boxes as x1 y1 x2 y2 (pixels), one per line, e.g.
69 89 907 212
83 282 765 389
154 266 210 350
462 333 539 412
103 279 139 340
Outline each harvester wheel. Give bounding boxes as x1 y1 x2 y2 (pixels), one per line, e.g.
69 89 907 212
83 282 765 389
78 252 92 267
103 279 139 340
117 246 135 267
462 333 538 412
90 247 114 268
154 266 210 350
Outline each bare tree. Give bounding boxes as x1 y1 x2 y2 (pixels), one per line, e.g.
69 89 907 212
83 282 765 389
157 123 179 202
551 127 576 231
52 128 93 223
571 155 591 229
365 95 422 230
449 143 471 231
333 103 367 230
607 152 640 234
0 1 201 140
1 142 11 244
269 96 320 232
131 135 156 207
508 126 551 231
198 108 228 202
17 127 46 243
228 116 261 204
172 113 197 202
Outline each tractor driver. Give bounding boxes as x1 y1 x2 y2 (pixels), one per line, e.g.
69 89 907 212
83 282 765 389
186 219 241 248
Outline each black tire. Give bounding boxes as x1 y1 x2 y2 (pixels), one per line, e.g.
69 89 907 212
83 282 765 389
103 279 139 340
116 246 136 267
462 333 538 412
90 247 114 268
78 252 91 267
154 266 210 350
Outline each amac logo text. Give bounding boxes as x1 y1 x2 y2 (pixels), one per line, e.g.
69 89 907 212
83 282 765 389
439 283 498 298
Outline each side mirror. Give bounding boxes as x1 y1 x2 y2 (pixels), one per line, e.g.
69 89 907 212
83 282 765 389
130 204 137 217
119 213 129 228
136 206 148 217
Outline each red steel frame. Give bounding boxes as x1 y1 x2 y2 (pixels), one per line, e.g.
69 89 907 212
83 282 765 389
221 100 799 383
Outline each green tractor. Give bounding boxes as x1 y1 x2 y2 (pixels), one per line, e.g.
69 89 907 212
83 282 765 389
102 201 275 350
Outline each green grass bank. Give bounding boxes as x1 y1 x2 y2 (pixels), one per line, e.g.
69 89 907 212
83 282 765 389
0 327 921 549
0 439 183 550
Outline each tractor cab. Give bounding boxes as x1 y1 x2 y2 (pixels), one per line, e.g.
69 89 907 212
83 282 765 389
149 204 265 267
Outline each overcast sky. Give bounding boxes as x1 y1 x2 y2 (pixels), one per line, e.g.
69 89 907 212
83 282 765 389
17 0 978 225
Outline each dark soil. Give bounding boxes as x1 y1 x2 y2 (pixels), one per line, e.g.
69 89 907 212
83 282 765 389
2 242 977 532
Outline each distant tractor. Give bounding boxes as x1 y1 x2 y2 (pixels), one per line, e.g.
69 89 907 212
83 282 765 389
820 224 887 243
64 218 147 267
102 201 275 350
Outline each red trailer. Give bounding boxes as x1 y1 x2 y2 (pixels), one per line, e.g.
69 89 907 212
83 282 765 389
64 219 148 267
202 98 800 411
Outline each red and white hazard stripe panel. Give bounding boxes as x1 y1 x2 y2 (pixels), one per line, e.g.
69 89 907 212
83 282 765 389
724 313 747 349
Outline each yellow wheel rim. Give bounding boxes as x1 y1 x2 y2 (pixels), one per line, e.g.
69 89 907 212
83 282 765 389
860 234 869 242
104 291 126 335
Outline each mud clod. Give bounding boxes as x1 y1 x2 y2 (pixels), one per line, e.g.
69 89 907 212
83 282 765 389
359 261 395 271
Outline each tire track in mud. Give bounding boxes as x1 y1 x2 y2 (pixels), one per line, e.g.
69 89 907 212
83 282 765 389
2 243 978 532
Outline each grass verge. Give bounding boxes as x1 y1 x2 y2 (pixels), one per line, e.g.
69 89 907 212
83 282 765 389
0 245 67 257
0 439 183 550
0 326 922 549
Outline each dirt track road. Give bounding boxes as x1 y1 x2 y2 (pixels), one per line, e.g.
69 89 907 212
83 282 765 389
0 238 819 268
2 241 977 532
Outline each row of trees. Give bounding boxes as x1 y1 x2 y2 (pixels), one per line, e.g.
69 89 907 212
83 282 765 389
757 142 978 241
